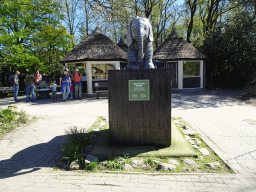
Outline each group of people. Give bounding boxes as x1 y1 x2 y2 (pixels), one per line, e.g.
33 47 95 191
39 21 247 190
13 68 83 102
59 68 82 102
13 70 43 102
24 70 51 102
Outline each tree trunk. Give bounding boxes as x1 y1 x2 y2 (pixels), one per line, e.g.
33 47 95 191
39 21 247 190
186 0 198 43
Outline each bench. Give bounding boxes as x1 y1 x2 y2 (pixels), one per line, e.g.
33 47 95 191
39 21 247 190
94 82 108 99
0 87 14 97
35 81 51 99
36 88 51 99
0 87 15 92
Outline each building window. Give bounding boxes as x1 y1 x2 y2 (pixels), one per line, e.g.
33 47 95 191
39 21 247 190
68 63 85 75
91 64 115 80
183 62 200 77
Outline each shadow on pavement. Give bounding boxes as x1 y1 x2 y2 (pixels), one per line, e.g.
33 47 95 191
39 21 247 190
0 129 171 179
0 135 68 179
1 89 245 109
0 93 108 107
172 88 245 110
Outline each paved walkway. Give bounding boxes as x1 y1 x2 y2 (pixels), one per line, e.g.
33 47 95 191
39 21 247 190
172 89 256 178
0 91 256 191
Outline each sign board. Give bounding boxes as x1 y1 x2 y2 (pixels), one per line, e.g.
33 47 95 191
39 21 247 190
129 80 150 101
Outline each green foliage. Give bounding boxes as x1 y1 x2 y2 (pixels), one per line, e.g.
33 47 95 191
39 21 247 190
100 154 131 171
123 153 130 159
33 25 74 71
90 116 108 130
144 157 154 166
0 0 73 86
173 117 235 174
144 157 159 168
59 116 234 173
62 143 80 165
61 127 91 166
84 159 99 170
105 157 125 170
199 12 256 88
0 105 29 136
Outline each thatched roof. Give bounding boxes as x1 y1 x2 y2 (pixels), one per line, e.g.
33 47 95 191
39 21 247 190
61 27 128 63
153 30 207 61
117 38 128 53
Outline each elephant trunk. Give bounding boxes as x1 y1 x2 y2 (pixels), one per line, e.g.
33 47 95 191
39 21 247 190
136 27 144 60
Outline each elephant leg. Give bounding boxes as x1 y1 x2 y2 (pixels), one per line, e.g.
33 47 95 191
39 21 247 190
127 47 138 69
143 42 155 69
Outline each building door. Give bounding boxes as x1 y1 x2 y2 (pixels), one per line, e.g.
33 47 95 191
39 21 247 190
166 62 178 88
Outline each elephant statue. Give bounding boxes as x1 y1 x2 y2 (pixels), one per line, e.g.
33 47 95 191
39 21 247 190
127 16 155 69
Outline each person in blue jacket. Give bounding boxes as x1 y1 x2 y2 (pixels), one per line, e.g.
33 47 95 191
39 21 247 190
59 68 71 102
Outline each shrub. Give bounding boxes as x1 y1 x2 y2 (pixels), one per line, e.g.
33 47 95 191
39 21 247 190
61 127 91 167
84 159 99 170
0 106 29 136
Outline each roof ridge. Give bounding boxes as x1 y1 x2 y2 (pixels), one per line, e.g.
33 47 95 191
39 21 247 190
153 30 207 60
61 30 127 62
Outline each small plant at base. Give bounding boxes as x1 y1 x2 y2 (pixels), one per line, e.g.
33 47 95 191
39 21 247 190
144 157 159 168
62 143 80 165
98 116 106 121
122 153 132 164
123 153 130 159
105 157 124 170
61 127 91 168
84 159 99 170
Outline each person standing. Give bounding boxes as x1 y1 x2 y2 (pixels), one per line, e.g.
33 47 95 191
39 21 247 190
59 68 70 102
72 69 82 99
50 80 58 102
69 76 74 99
13 71 20 102
34 70 42 99
34 70 42 85
42 72 50 84
24 72 36 102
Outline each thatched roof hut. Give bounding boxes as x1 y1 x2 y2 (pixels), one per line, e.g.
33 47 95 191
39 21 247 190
61 27 127 63
153 30 207 90
153 30 207 61
61 27 128 94
117 38 128 53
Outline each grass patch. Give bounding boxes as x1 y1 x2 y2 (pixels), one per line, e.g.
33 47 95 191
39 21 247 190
0 105 32 137
59 116 234 174
173 117 234 174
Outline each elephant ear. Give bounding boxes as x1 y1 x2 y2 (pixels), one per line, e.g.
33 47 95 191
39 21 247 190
148 22 153 42
127 20 133 46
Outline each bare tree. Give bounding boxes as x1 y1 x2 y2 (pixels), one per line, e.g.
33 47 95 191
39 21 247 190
151 0 181 47
185 0 198 43
199 0 240 33
59 0 83 35
88 0 160 18
142 0 160 17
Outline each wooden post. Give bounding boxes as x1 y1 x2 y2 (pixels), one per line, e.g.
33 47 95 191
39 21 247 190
108 69 171 146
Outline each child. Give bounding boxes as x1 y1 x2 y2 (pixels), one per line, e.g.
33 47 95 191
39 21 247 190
69 77 74 99
50 80 58 102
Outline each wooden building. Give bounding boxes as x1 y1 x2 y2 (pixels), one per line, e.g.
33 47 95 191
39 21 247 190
61 27 127 94
153 30 207 89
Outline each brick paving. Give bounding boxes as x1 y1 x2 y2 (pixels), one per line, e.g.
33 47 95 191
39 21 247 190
0 90 256 191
